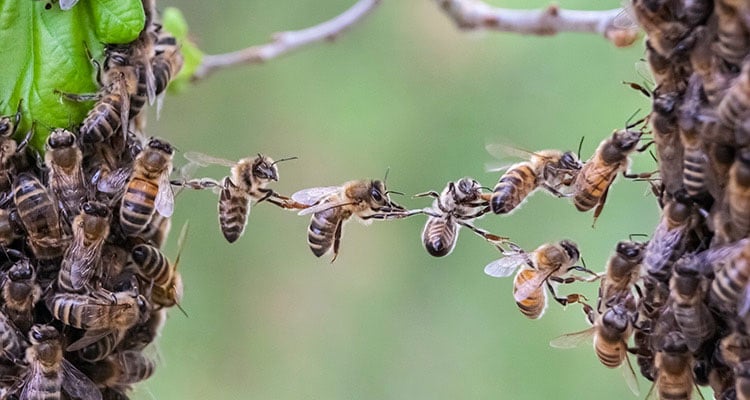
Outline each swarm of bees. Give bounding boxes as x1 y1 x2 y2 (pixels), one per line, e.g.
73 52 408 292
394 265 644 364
16 0 750 398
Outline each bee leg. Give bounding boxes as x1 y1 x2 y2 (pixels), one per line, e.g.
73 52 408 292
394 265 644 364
565 265 599 278
540 183 568 198
546 279 587 306
53 89 101 103
15 125 33 154
622 170 656 179
591 185 611 228
413 190 440 199
455 220 508 243
330 219 344 263
636 140 655 152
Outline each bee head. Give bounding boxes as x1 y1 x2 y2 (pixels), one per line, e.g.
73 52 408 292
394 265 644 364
558 151 581 170
46 128 76 149
558 239 580 263
660 331 689 354
615 241 644 260
81 201 111 219
8 259 33 281
601 304 630 333
454 177 480 199
29 324 59 345
252 154 279 182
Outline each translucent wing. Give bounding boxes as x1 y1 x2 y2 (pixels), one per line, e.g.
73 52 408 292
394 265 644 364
484 254 528 277
183 151 236 168
513 269 546 303
292 186 341 206
97 167 131 194
61 358 103 400
613 3 638 29
58 0 80 10
643 223 684 275
155 172 175 217
66 328 112 352
297 200 355 216
622 355 641 396
549 327 594 349
19 362 48 400
142 58 157 105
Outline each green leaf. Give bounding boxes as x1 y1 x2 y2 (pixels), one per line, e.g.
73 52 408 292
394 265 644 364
162 7 203 93
0 0 144 151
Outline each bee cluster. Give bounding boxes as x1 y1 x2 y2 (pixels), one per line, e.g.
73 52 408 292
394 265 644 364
0 1 187 399
15 0 750 398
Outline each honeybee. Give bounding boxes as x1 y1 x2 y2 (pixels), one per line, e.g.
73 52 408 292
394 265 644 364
727 147 750 239
0 311 26 363
292 179 407 262
709 239 750 315
678 74 710 199
82 350 155 390
653 331 697 400
58 201 111 293
598 240 645 312
642 193 696 284
651 87 686 195
486 145 581 215
416 177 506 257
550 301 640 394
62 45 136 144
181 152 296 243
2 258 42 332
484 240 593 319
47 290 143 331
714 0 750 71
75 330 122 363
117 308 166 352
717 61 750 134
44 128 85 221
738 361 750 400
0 100 31 191
17 324 102 400
13 173 66 260
573 119 647 224
120 138 174 236
669 256 716 352
152 28 184 115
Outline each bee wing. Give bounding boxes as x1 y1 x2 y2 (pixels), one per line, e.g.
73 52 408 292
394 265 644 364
58 0 80 10
613 2 638 29
65 329 112 352
297 199 355 216
483 254 527 277
142 58 157 105
292 186 341 206
621 355 641 396
97 167 131 194
19 362 45 400
513 268 545 303
61 358 103 400
549 327 594 349
643 224 684 274
155 172 175 217
183 151 236 168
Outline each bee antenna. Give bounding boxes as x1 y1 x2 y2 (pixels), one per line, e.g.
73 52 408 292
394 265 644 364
624 108 642 129
628 233 649 241
480 186 493 192
272 156 298 165
175 301 189 318
577 136 585 160
385 190 404 197
383 167 390 183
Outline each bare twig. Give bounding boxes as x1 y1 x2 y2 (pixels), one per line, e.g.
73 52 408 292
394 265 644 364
192 0 382 80
436 0 640 48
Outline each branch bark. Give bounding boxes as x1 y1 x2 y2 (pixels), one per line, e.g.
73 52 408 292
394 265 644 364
436 0 640 48
192 0 382 81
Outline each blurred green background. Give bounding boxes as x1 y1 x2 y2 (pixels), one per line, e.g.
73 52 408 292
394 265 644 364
140 0 666 399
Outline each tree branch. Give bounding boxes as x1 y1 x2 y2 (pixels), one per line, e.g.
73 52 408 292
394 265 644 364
192 0 382 81
436 0 640 48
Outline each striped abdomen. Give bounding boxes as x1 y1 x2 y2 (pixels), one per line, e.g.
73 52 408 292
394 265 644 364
13 174 63 259
421 216 457 257
682 146 707 197
218 179 250 243
80 93 124 143
23 370 63 400
490 162 537 214
594 337 626 368
573 160 619 212
728 153 750 238
0 313 25 362
120 177 158 235
75 330 121 362
513 268 546 319
710 256 750 312
307 207 341 257
128 64 149 118
131 244 171 286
